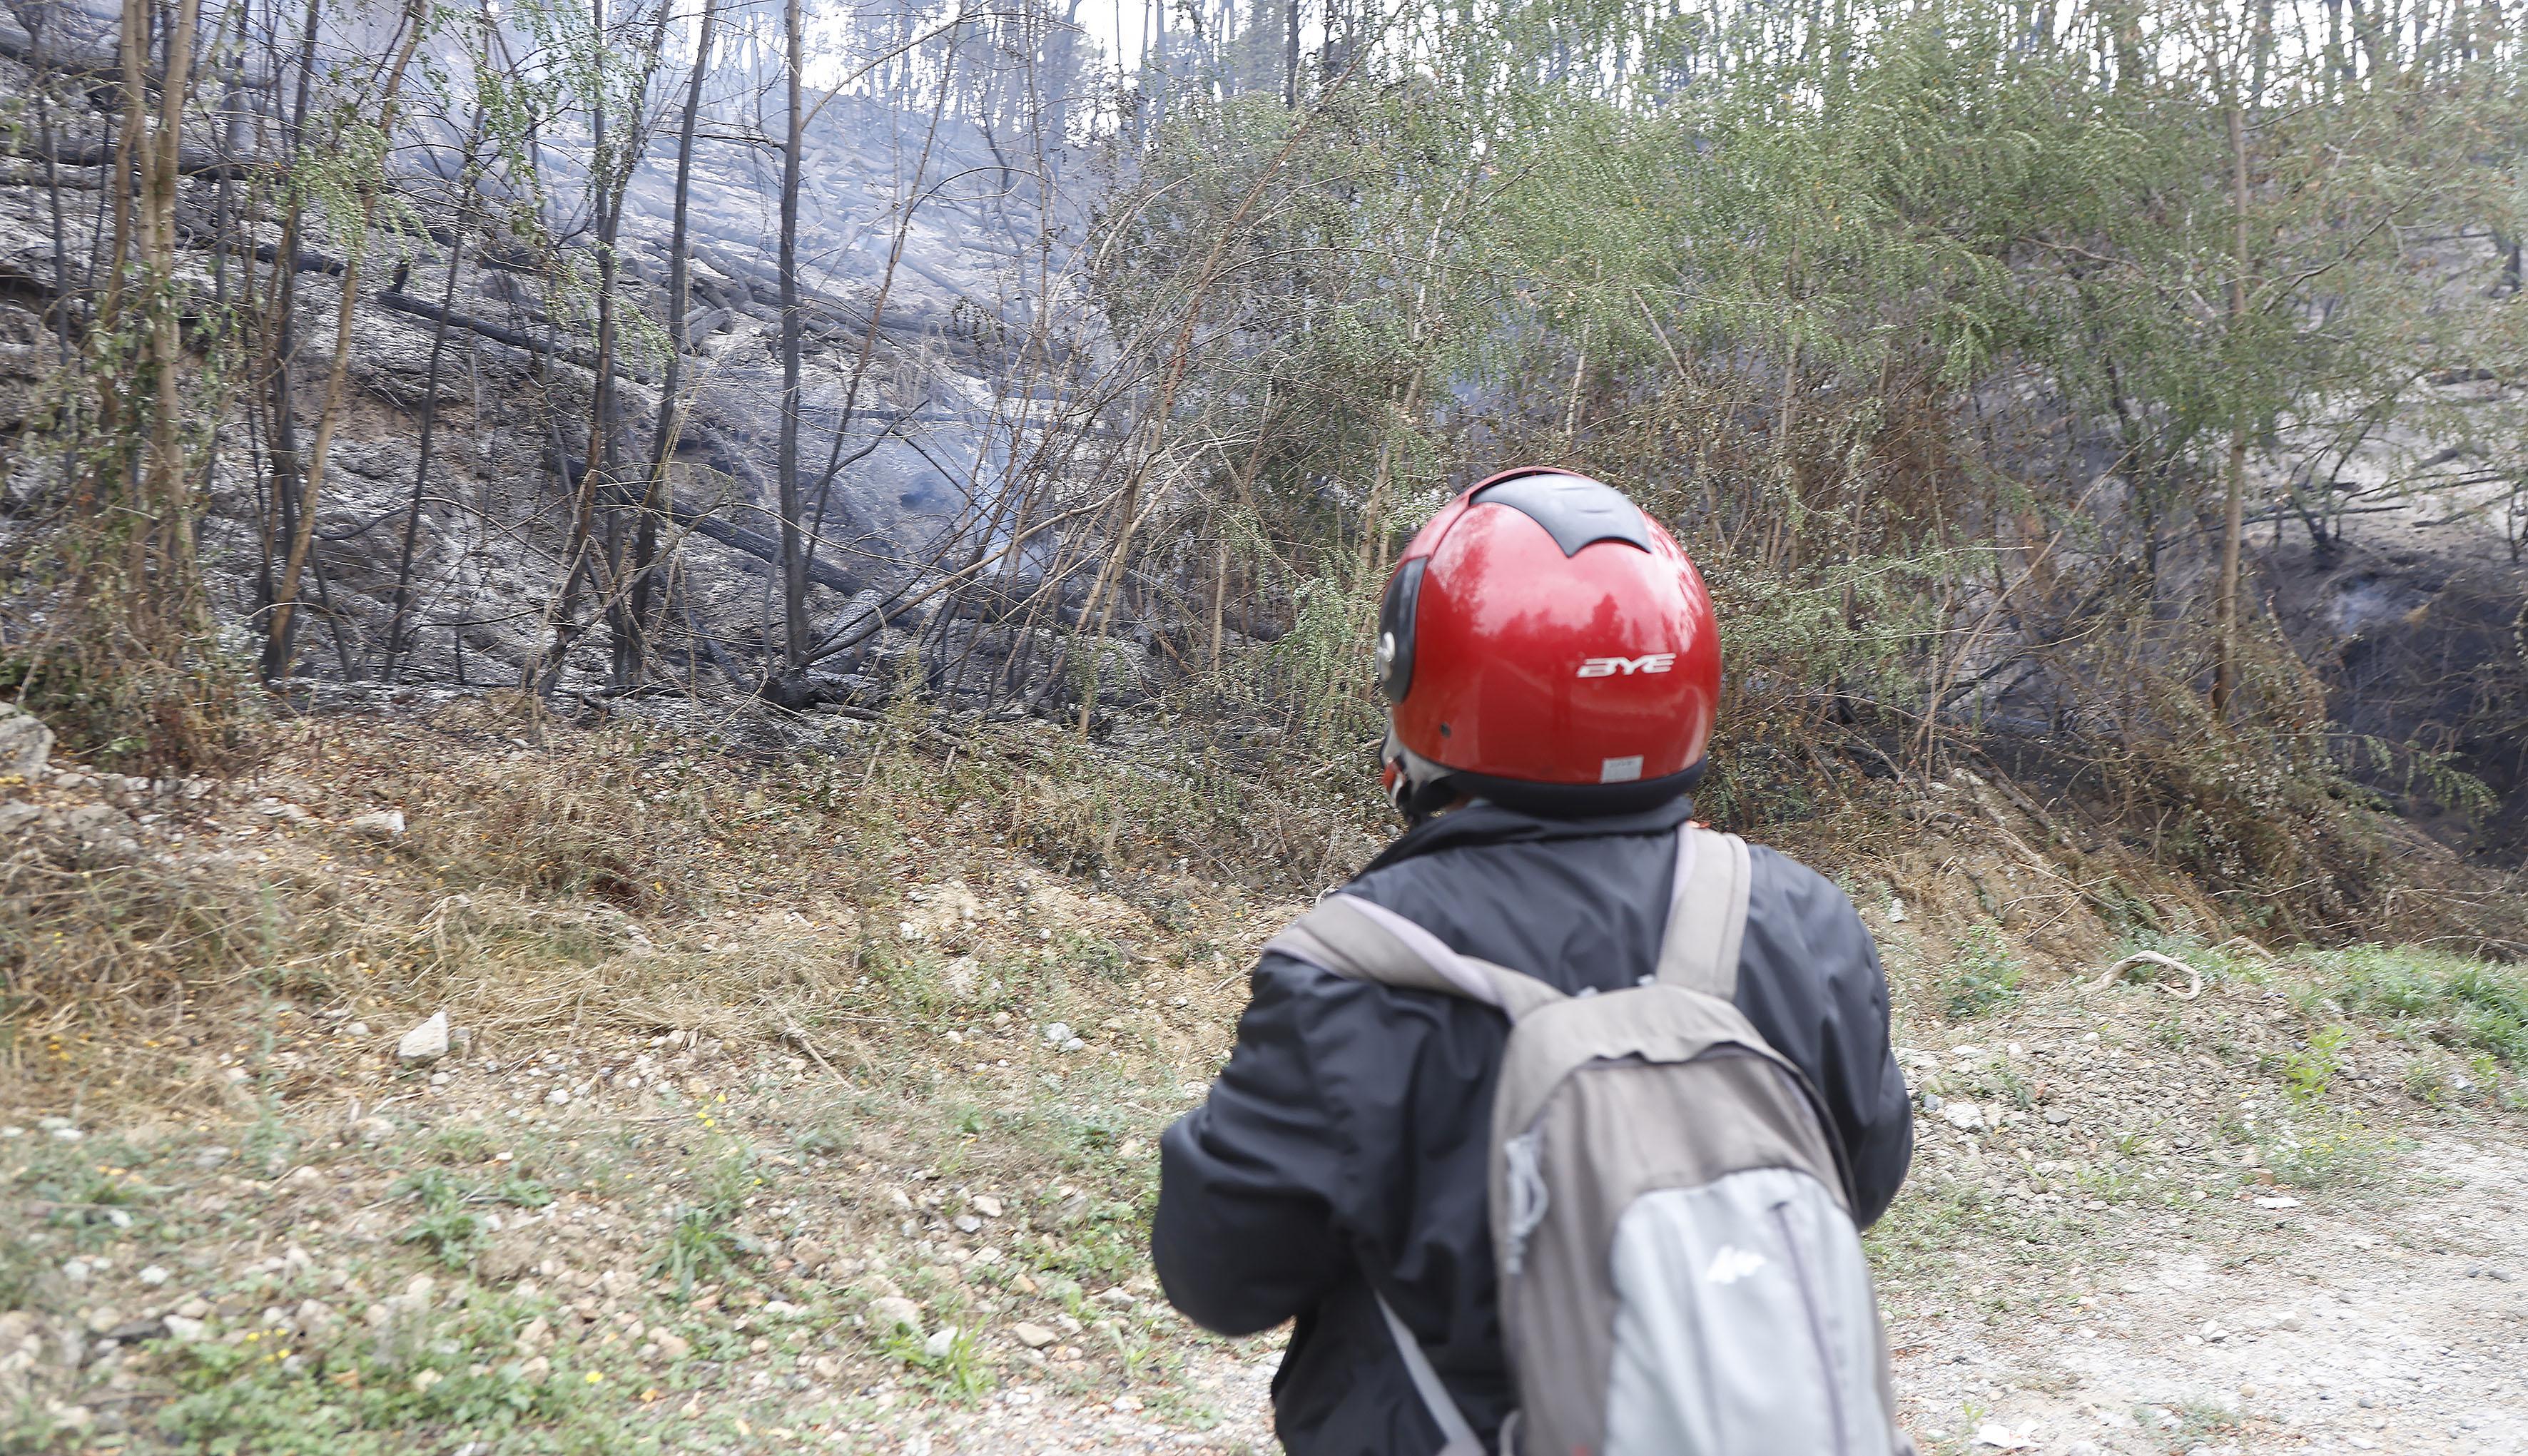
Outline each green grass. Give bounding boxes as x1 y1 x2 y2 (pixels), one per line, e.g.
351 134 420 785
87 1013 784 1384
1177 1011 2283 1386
2283 1024 2350 1107
1936 925 2022 1022
150 1288 635 1455
392 1169 484 1269
880 1320 994 1404
2258 1116 2402 1191
2314 945 2528 1066
650 1141 758 1297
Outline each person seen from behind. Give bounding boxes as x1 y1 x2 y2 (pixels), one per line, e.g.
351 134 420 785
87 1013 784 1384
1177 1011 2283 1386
1153 468 1917 1455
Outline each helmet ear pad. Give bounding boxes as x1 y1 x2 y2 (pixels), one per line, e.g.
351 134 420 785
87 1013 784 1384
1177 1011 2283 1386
1375 559 1425 705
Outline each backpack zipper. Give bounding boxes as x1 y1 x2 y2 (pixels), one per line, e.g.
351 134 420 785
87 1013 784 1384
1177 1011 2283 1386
1770 1201 1851 1456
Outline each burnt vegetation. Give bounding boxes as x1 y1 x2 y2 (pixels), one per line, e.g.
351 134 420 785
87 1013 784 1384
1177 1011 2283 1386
0 0 2522 950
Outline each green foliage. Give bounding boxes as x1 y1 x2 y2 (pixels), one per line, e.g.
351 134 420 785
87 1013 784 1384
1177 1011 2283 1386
2259 1117 2400 1191
1937 925 2024 1021
1092 0 2528 908
650 1142 756 1297
150 1289 624 1455
880 1320 993 1405
392 1169 484 1268
2315 946 2528 1067
2283 1025 2351 1108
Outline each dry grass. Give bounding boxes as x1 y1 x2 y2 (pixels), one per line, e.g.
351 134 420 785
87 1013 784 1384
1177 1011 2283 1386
8 687 2516 1120
0 697 1363 1109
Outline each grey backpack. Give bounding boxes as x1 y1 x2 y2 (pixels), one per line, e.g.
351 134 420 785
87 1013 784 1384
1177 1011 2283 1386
1266 826 1909 1456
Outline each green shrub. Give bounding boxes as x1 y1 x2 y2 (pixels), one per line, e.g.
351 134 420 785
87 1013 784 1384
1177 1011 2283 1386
2283 1025 2350 1108
2316 947 2528 1066
1938 925 2022 1021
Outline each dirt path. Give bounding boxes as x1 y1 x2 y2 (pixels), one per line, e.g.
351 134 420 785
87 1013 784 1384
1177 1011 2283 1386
1892 1131 2528 1455
925 1351 1278 1453
901 1126 2528 1456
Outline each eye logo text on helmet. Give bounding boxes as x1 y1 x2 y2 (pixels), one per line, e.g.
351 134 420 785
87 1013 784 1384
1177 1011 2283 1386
1575 653 1677 678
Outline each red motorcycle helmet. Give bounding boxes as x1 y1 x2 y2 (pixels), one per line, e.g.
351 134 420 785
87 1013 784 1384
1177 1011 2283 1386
1376 467 1720 819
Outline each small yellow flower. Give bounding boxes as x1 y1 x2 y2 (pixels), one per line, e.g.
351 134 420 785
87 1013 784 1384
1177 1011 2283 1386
585 1370 605 1384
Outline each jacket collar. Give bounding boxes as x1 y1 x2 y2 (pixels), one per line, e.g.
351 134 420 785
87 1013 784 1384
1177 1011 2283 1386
1355 794 1697 880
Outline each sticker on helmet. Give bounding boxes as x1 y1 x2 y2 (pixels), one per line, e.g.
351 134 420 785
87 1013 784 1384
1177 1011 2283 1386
1575 653 1677 678
1599 755 1644 783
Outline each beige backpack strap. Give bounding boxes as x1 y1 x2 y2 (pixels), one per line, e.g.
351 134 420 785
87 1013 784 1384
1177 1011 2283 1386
1655 826 1752 998
1266 895 1565 1022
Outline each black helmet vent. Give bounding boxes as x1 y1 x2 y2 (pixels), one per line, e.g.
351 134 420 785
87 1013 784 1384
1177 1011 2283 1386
1471 470 1654 558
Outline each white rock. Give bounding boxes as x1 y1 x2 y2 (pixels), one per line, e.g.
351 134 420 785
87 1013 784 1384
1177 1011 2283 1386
347 809 406 840
971 1195 1004 1218
1012 1321 1057 1350
1942 1100 1987 1132
922 1325 959 1360
137 1266 168 1287
0 703 54 778
2254 1196 2302 1210
544 1089 569 1106
397 1012 450 1064
1974 1424 2034 1450
1886 897 1907 923
161 1315 207 1343
1043 1022 1072 1046
868 1295 922 1334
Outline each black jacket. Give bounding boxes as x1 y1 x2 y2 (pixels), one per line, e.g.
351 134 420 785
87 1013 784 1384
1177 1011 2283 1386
1152 796 1913 1455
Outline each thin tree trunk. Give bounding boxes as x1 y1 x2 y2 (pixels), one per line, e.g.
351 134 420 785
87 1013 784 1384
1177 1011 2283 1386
631 0 720 680
2212 79 2251 719
1284 0 1300 103
257 0 323 675
265 0 427 677
385 180 470 679
140 0 206 623
775 0 811 671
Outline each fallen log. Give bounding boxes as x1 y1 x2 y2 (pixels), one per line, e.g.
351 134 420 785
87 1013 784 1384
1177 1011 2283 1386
374 289 655 385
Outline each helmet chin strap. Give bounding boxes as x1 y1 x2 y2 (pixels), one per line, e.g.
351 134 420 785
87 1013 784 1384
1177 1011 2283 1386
1382 725 1466 826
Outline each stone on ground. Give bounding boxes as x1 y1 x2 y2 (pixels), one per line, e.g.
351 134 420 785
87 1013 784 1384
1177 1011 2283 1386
397 1011 450 1064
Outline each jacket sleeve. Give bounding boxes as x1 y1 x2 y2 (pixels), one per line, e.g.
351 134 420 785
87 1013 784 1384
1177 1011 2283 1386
1736 851 1914 1228
1152 953 1354 1336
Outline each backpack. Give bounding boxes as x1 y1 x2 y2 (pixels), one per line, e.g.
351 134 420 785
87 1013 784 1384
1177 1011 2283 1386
1264 825 1909 1456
